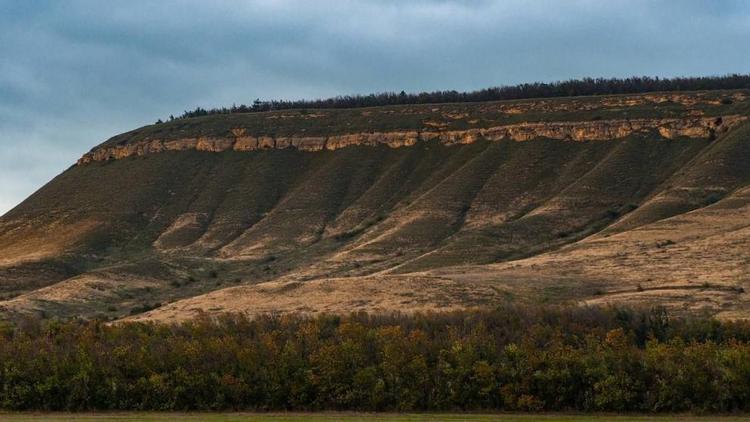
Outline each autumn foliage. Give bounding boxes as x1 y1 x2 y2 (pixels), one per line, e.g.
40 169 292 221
2 306 750 412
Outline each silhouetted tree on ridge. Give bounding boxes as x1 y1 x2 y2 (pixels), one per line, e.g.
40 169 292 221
171 74 750 121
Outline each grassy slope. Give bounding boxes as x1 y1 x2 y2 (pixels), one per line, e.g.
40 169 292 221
1 91 750 320
95 90 750 147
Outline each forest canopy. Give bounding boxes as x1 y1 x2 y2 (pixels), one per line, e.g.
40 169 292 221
171 74 750 121
3 306 750 412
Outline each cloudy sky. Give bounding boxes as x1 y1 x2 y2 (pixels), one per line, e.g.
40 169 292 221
1 0 749 215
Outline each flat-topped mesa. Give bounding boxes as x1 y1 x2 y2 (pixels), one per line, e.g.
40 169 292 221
77 115 747 165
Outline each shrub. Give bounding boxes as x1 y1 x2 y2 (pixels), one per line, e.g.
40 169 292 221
2 306 750 412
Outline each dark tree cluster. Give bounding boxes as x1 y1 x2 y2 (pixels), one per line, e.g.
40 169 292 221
2 306 750 412
171 74 750 121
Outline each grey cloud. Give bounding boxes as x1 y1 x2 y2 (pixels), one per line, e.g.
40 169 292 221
1 0 748 214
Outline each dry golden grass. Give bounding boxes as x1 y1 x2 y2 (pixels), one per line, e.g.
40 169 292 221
3 90 750 322
124 274 507 323
128 184 750 322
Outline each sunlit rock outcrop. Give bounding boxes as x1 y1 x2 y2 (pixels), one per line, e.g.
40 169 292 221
77 115 746 165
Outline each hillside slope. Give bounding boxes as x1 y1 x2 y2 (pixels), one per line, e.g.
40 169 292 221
2 89 750 321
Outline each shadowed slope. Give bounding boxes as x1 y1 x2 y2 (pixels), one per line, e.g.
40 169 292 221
2 90 750 320
606 121 750 233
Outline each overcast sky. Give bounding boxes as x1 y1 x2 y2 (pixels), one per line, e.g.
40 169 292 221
1 0 749 215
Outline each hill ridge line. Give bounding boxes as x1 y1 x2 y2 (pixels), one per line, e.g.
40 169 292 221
77 115 746 165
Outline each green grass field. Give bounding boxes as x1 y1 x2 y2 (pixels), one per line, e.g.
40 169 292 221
2 414 750 422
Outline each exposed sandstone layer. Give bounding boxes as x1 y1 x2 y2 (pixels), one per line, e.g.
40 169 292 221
78 115 746 164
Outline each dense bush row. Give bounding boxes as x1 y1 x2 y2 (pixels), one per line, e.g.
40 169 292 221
171 74 750 120
2 306 750 412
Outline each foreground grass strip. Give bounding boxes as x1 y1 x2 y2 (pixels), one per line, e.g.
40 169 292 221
2 414 750 422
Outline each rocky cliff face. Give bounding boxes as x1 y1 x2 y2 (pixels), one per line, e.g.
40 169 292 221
77 115 746 165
